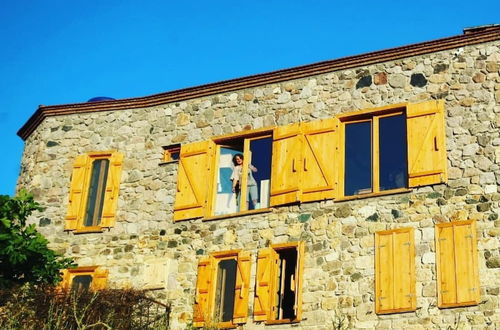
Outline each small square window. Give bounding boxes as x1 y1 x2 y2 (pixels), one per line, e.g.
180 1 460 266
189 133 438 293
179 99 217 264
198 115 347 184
162 144 181 163
60 266 108 291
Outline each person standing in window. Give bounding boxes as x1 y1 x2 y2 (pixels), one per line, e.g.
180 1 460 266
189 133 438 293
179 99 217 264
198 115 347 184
231 154 259 209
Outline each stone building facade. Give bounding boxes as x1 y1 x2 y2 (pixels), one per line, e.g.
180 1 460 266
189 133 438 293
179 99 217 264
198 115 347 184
16 26 500 329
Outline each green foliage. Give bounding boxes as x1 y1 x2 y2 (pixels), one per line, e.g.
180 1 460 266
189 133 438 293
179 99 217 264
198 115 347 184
0 190 75 288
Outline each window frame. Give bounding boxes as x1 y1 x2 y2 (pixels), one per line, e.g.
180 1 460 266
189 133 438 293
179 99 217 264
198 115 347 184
207 128 274 219
161 144 181 163
337 104 410 200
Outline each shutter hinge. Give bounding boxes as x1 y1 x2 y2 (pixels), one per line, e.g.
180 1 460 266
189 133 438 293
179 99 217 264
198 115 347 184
469 288 477 291
405 293 414 298
465 235 472 238
403 242 411 246
379 245 386 248
378 297 386 300
441 290 449 294
438 238 447 241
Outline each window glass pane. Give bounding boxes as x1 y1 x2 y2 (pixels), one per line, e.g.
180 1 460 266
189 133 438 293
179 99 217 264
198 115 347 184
214 259 237 323
245 137 272 210
344 121 372 196
379 114 407 191
84 159 110 226
275 248 298 320
215 147 242 215
72 275 93 291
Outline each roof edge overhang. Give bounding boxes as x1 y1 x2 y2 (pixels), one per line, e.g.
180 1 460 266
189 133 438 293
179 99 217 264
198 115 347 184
18 26 500 141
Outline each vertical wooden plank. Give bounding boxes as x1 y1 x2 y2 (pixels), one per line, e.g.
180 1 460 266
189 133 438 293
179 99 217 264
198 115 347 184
65 154 91 230
101 152 124 228
393 229 414 311
436 225 457 307
372 116 380 193
375 231 393 313
233 251 251 324
294 241 305 321
254 248 278 322
193 256 215 327
454 221 480 305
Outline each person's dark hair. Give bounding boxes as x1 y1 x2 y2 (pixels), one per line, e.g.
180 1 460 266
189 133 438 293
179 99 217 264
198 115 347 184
232 153 244 166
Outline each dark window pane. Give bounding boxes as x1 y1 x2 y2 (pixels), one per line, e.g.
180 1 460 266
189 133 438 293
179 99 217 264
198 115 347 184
379 114 407 191
345 121 372 196
72 275 93 291
276 248 298 320
84 159 110 226
170 151 180 160
247 137 272 210
214 259 237 322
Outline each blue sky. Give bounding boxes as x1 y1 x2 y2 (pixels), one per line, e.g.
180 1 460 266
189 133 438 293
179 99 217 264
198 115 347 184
0 1 498 196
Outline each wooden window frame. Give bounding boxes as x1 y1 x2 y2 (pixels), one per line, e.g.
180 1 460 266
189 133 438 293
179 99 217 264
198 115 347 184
338 104 409 199
206 128 274 219
60 266 108 291
161 144 181 163
435 220 480 308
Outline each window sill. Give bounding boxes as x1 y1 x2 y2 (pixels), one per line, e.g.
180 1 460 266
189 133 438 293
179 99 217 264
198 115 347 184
203 208 272 221
265 319 300 325
159 160 178 166
73 227 104 234
336 188 411 202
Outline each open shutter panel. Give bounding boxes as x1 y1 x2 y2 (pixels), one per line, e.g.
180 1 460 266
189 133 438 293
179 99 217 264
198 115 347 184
270 123 303 207
65 154 91 230
293 241 305 321
375 231 394 313
92 268 109 290
453 221 480 305
436 224 457 307
254 248 278 322
100 152 124 228
233 251 252 324
300 118 338 203
174 141 215 221
193 256 215 327
407 100 447 187
392 229 416 312
60 269 71 290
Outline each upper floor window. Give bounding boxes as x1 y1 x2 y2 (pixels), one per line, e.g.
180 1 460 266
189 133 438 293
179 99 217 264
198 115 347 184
65 151 123 233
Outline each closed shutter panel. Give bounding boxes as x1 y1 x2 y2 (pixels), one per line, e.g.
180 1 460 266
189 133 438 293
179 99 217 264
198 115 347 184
300 118 338 203
233 251 251 324
92 268 108 290
436 221 480 308
100 152 123 228
375 228 416 314
254 248 278 321
193 256 215 327
65 154 91 230
293 241 305 321
174 141 215 221
406 100 447 187
270 123 302 207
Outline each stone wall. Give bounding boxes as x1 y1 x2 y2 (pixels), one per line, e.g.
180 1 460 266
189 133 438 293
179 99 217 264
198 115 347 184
17 40 500 329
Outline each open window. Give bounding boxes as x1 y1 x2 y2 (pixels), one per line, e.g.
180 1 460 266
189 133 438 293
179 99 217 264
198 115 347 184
60 266 108 291
211 133 273 216
338 100 446 198
162 144 181 163
65 151 123 232
254 242 305 324
193 251 251 327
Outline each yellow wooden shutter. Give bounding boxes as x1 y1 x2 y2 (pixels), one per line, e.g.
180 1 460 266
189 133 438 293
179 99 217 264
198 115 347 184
193 256 215 327
375 228 415 314
254 247 278 321
65 154 91 230
174 141 215 221
92 268 109 290
60 269 71 290
233 251 251 324
100 152 123 228
270 123 302 207
406 100 447 187
300 118 338 203
293 241 305 321
436 220 480 308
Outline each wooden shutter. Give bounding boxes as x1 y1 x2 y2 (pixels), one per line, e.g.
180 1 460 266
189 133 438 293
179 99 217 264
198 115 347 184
65 154 91 230
375 228 416 314
193 256 215 327
254 247 278 321
100 152 123 228
436 220 480 308
233 251 251 324
92 268 109 290
406 100 447 187
270 123 302 207
174 141 215 221
300 118 338 203
293 241 305 321
60 269 71 289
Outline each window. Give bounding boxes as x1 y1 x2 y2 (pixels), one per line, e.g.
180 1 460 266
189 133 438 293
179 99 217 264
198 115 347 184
339 100 446 198
435 220 480 308
65 151 123 233
254 242 305 323
375 228 416 314
60 266 108 291
193 251 251 327
162 144 181 163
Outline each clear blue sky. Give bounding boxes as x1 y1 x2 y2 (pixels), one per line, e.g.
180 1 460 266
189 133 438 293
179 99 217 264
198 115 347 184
0 1 498 196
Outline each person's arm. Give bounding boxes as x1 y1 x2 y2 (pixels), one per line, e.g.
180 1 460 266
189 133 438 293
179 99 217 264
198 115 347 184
231 166 240 192
249 164 257 172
